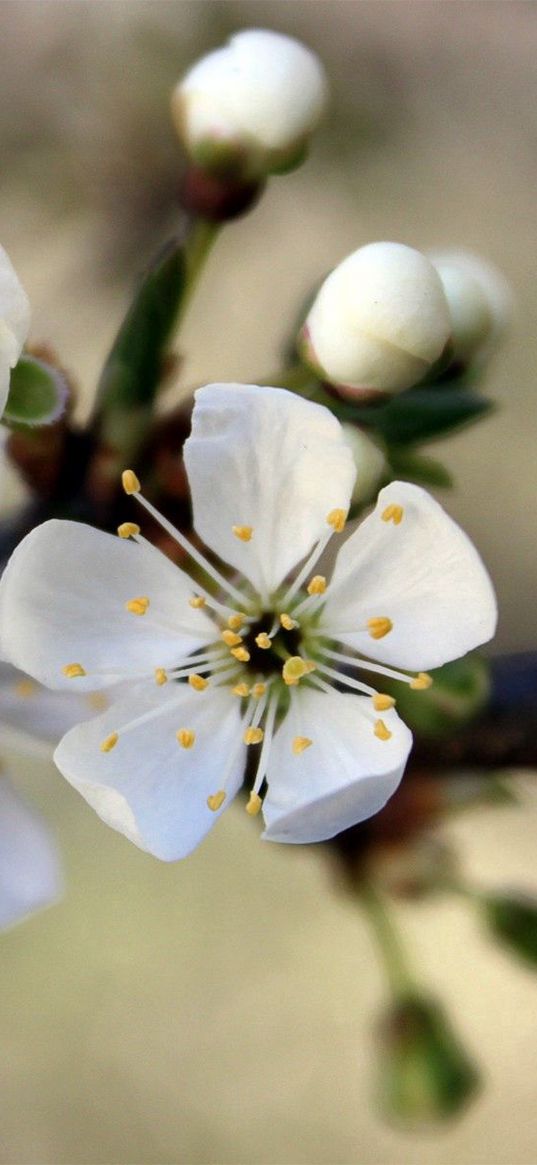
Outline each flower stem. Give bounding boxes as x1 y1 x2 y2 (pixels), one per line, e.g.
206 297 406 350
180 217 220 321
359 878 417 1000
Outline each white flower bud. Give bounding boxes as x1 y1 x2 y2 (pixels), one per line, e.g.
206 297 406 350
341 424 387 507
428 250 513 366
171 29 328 178
301 242 452 398
0 245 30 417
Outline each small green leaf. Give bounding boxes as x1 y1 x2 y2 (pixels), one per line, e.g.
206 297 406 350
484 894 537 967
384 655 491 740
387 447 453 488
352 387 494 446
4 356 68 427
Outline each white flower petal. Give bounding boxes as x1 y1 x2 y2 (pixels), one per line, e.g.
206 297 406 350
0 663 114 757
321 481 497 670
0 246 31 417
0 520 216 690
184 383 355 597
0 777 62 930
262 686 411 844
54 682 246 861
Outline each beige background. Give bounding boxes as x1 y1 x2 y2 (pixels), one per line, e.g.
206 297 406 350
0 4 536 1163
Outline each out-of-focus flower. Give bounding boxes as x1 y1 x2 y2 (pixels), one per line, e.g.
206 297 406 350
341 424 387 507
0 385 496 860
0 244 30 418
0 774 62 930
429 250 513 367
171 29 328 180
301 242 451 398
0 664 110 757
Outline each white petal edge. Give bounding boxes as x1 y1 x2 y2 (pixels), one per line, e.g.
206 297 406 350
184 383 355 599
0 777 63 930
0 664 114 757
320 481 497 671
54 682 246 861
262 686 412 844
0 520 216 690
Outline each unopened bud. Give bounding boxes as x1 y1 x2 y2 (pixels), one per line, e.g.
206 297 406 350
429 250 513 367
301 242 451 398
172 29 328 182
341 424 387 506
0 245 31 417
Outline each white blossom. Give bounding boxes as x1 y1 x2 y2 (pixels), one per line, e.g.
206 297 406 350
0 775 62 930
0 384 496 859
172 29 328 177
0 244 30 417
429 250 513 366
301 242 452 398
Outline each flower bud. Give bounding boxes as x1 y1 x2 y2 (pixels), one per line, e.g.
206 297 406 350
301 242 452 399
341 424 386 506
429 250 513 367
171 29 328 181
0 245 30 418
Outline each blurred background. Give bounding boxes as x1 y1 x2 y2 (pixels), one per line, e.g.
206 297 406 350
1 3 536 1162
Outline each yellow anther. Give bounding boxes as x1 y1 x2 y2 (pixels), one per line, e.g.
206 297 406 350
373 693 396 712
232 682 250 698
188 674 209 692
292 736 313 755
189 594 206 610
125 596 150 616
282 656 312 686
279 613 297 631
374 719 392 741
255 632 272 650
382 504 404 526
232 525 253 542
176 728 196 749
62 663 86 679
221 629 243 647
121 469 141 495
367 616 393 640
244 726 264 745
303 660 317 675
252 682 266 699
410 672 433 690
207 790 226 812
245 792 263 817
117 522 141 539
100 732 119 753
307 574 327 596
14 679 36 698
327 508 347 533
231 646 250 662
155 668 168 686
227 612 245 631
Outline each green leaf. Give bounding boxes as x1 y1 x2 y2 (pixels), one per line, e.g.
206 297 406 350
484 894 537 967
96 239 187 416
351 387 494 446
387 447 453 488
3 356 68 427
383 655 491 740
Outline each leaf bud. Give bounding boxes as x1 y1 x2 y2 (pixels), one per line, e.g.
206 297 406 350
429 250 513 367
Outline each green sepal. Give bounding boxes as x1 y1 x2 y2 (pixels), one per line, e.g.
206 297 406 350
378 994 480 1125
384 655 491 740
3 356 68 427
483 894 537 967
387 447 453 488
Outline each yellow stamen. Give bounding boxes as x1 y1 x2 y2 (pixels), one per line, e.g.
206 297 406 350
176 728 196 749
374 719 392 741
189 595 206 610
232 525 253 542
227 613 245 631
307 574 326 596
121 469 141 495
14 679 36 698
246 792 263 816
279 613 297 631
292 736 312 755
188 674 209 692
207 790 226 812
244 727 264 745
255 632 272 650
125 596 150 616
155 668 168 686
100 732 119 753
232 682 250 698
221 629 242 647
382 503 404 525
410 672 433 690
117 522 141 539
282 657 315 686
231 646 250 662
327 508 347 533
62 663 86 679
252 682 266 699
373 693 396 712
367 616 393 640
